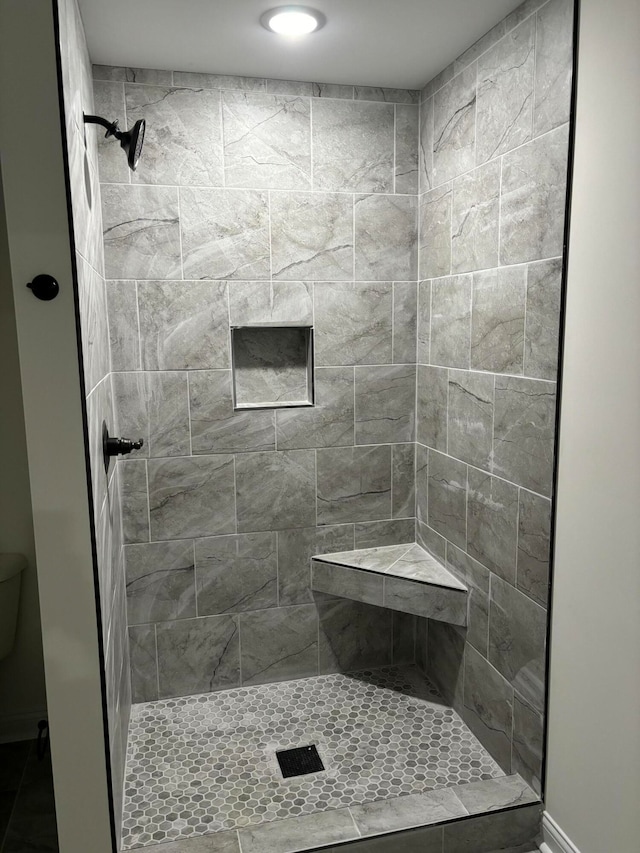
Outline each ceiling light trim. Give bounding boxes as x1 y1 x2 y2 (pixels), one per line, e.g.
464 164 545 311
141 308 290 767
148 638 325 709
260 6 326 36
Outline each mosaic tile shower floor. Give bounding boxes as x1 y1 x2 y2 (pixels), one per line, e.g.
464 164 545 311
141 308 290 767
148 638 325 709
122 666 504 849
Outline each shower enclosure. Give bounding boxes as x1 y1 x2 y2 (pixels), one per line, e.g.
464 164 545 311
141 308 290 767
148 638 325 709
55 0 575 848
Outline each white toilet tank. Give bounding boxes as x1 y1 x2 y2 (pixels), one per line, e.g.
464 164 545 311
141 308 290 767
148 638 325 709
0 553 26 661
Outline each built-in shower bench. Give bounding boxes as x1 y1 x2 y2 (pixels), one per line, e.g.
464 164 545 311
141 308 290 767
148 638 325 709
311 543 468 625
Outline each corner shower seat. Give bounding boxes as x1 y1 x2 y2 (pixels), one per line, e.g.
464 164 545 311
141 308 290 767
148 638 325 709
311 543 468 625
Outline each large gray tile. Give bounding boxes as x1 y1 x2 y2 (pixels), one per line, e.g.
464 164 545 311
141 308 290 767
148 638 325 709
355 365 416 445
315 543 412 573
148 455 236 539
237 808 358 853
311 560 385 607
228 280 313 326
270 192 353 280
467 469 519 583
417 365 448 452
395 103 419 194
102 184 181 280
419 95 434 192
76 256 109 393
393 443 416 519
524 258 562 381
112 372 149 456
476 19 535 164
433 64 477 185
512 693 544 795
265 78 313 96
180 187 270 280
315 281 393 366
448 370 494 470
430 275 472 368
119 459 149 544
447 544 490 657
195 532 277 615
427 450 467 549
453 774 538 814
222 91 311 189
125 539 196 625
106 281 139 371
138 280 229 369
172 71 267 92
427 620 465 708
127 84 223 186
128 624 158 703
330 825 443 853
393 281 418 364
146 371 191 457
392 610 417 665
92 79 128 183
235 450 316 532
443 802 542 852
493 376 556 495
505 0 547 31
500 125 569 265
454 20 507 74
419 184 452 279
517 489 551 607
452 161 500 274
534 0 574 136
354 87 419 104
354 194 417 281
139 831 240 852
471 267 526 374
311 82 355 99
317 446 392 525
276 367 354 450
92 65 171 84
384 576 467 625
489 575 547 712
351 787 467 836
463 645 513 771
355 518 416 549
240 605 318 685
417 280 431 363
277 525 355 606
156 614 240 698
312 99 394 192
318 599 392 672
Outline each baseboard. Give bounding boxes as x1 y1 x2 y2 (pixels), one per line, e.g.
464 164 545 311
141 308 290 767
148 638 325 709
0 708 47 743
539 812 582 853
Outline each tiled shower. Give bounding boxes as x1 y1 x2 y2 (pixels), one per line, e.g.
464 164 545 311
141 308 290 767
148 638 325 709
57 0 574 849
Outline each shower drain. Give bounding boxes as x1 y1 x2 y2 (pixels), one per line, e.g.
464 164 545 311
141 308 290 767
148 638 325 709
276 744 325 778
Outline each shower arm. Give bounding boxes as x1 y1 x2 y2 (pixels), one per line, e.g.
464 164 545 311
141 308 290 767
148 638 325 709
83 114 121 139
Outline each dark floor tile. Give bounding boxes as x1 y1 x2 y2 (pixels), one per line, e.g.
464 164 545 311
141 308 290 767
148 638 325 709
0 741 32 792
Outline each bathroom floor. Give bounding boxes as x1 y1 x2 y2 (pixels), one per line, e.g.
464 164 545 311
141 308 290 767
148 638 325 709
0 738 58 853
122 666 504 849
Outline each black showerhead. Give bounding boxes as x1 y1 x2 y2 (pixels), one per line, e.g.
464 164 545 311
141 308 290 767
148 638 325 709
83 114 146 171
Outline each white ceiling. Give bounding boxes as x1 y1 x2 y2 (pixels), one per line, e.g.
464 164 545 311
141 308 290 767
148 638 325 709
77 0 526 90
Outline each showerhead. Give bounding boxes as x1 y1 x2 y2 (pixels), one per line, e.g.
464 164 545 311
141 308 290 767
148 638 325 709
83 114 146 171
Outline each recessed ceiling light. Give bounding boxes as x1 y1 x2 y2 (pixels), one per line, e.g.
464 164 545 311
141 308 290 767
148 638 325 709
260 6 326 36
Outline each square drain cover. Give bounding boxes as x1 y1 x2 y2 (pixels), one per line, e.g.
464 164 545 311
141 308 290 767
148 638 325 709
276 745 325 778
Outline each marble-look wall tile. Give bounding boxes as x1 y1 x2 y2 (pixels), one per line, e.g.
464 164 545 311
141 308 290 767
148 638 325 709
311 82 354 100
415 521 447 562
417 365 448 452
314 282 392 365
222 92 311 190
493 376 556 496
355 365 416 445
180 187 270 280
93 65 172 85
235 450 316 532
189 370 276 453
172 71 266 92
240 605 318 684
467 469 519 583
471 267 526 374
392 611 417 665
128 625 158 703
476 19 535 164
524 258 562 381
393 282 418 364
228 280 313 326
318 599 393 673
270 192 353 280
146 372 190 457
395 104 419 194
106 281 139 371
430 275 472 368
447 545 490 657
505 0 547 31
120 460 149 544
148 455 236 539
392 444 416 519
419 96 434 192
354 194 417 281
462 645 513 772
354 87 420 104
277 525 355 606
265 78 313 97
422 64 455 101
433 65 477 185
125 539 195 625
512 693 544 795
451 161 500 274
416 444 428 528
238 809 358 853
113 372 149 455
427 450 467 549
517 489 551 607
534 0 574 136
312 561 384 608
126 85 223 186
500 124 569 265
77 255 110 393
312 100 394 192
317 446 392 525
102 184 181 280
92 80 129 183
427 620 465 709
442 803 542 853
355 518 415 549
489 575 546 712
447 370 494 470
138 280 229 370
417 280 431 363
419 183 452 279
156 614 240 698
195 533 277 614
276 367 354 450
454 20 507 74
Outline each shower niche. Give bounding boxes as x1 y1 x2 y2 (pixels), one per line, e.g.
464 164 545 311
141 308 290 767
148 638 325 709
231 325 314 410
